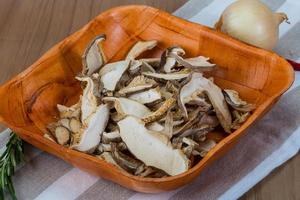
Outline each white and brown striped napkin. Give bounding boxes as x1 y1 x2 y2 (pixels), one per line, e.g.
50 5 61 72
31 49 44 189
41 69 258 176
1 0 300 199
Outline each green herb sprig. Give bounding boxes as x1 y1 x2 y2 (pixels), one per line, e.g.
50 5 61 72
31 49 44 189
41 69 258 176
0 132 24 200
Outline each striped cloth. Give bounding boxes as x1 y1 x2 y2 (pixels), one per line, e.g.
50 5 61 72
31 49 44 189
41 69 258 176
1 0 300 199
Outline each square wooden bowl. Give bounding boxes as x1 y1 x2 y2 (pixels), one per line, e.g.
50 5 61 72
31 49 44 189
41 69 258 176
0 6 294 193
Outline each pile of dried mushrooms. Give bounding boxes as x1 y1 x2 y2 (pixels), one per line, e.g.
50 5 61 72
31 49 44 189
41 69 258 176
45 34 255 177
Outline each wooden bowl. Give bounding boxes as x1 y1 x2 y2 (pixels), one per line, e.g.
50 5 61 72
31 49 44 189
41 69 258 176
0 6 294 193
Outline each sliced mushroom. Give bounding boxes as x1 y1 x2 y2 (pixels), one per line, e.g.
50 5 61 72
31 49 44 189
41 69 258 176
98 142 127 153
142 70 190 81
160 110 173 139
103 97 152 120
160 86 173 99
178 74 205 118
102 130 122 144
142 97 176 123
180 126 212 139
116 142 128 151
90 73 102 98
118 75 157 95
198 113 219 128
47 38 254 177
118 116 190 176
173 107 203 136
196 140 217 157
97 152 118 166
129 59 157 74
126 40 157 60
137 167 155 177
134 164 147 176
129 60 143 74
69 118 81 133
165 81 179 94
184 56 215 67
170 54 215 71
128 87 162 104
182 145 193 158
71 104 109 153
141 61 156 73
99 60 130 91
58 118 71 130
76 76 98 125
179 73 232 132
111 143 144 174
223 89 255 112
182 137 216 157
98 143 112 152
146 122 164 132
57 102 81 119
231 110 251 129
82 34 106 75
161 46 185 73
139 58 160 68
55 126 70 145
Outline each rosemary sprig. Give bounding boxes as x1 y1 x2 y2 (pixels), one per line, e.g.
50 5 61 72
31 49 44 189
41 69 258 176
0 132 24 200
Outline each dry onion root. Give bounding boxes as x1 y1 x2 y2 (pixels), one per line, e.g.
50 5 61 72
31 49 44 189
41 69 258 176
45 35 255 177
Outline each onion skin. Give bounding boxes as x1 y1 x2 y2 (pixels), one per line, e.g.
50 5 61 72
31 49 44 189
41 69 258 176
215 0 288 50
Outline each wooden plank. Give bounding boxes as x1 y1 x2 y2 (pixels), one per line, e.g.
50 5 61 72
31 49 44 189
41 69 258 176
241 153 300 200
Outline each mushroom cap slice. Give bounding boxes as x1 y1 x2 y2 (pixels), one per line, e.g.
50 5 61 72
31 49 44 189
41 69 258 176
141 61 156 73
55 126 70 145
169 53 215 72
146 122 164 132
128 87 162 104
126 40 158 60
103 97 152 119
111 143 144 174
69 118 81 133
142 70 190 80
71 104 109 153
184 56 215 67
142 97 176 124
102 130 121 144
140 58 160 67
161 46 185 73
179 73 232 132
97 152 118 166
99 60 130 91
160 110 173 139
178 73 205 118
58 118 71 130
231 110 251 129
82 34 107 75
129 60 143 74
57 102 81 119
223 89 255 112
129 60 157 74
76 76 98 125
118 116 190 176
118 75 157 95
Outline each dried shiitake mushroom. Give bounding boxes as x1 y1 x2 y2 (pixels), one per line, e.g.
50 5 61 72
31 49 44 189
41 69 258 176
46 34 255 177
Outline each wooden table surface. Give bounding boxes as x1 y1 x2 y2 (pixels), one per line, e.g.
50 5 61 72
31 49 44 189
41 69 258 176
0 0 299 199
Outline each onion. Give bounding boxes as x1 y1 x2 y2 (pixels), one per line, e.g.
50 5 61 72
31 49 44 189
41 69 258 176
215 0 289 50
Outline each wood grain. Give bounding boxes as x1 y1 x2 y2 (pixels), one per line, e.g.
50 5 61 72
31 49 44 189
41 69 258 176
0 0 297 198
